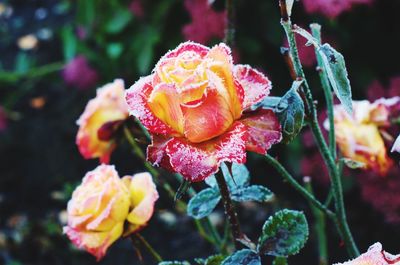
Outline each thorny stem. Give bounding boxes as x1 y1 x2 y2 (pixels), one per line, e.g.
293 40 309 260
310 23 337 159
215 170 242 249
279 0 359 257
224 0 235 46
130 234 163 263
123 126 223 249
304 177 329 265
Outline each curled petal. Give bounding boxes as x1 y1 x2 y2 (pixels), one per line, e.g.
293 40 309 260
148 83 185 134
160 122 247 182
182 89 234 143
392 135 400 153
240 109 282 154
123 172 159 228
234 64 272 110
125 76 179 135
207 43 244 119
64 222 124 261
334 242 400 265
162 41 210 61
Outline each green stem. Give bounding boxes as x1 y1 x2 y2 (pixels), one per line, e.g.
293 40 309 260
304 177 328 265
279 1 359 257
123 126 224 250
310 23 336 159
215 170 242 249
0 62 64 83
224 0 235 46
264 154 334 218
131 234 163 263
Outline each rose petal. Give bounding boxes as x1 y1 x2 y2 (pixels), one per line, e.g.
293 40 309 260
123 172 159 226
391 135 400 153
240 109 282 154
64 222 124 261
234 64 272 110
162 41 210 61
206 43 244 119
148 83 185 134
333 242 400 265
163 122 247 182
125 75 179 136
182 89 234 143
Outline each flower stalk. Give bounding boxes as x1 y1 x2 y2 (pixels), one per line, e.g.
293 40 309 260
215 169 243 249
130 234 163 263
279 0 359 257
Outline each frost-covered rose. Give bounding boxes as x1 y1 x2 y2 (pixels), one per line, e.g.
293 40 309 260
63 165 158 260
392 135 400 153
329 97 400 176
126 42 282 181
334 243 400 265
76 79 129 163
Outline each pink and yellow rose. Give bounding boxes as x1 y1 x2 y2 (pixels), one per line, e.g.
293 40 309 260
330 97 400 176
76 79 129 163
334 243 400 265
63 165 158 260
126 41 282 182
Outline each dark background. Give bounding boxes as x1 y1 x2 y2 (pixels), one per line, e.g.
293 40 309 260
0 0 400 264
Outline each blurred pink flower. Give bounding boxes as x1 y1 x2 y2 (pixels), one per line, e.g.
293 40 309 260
0 106 7 131
302 0 373 19
129 0 144 18
367 76 400 101
182 0 226 44
63 56 99 90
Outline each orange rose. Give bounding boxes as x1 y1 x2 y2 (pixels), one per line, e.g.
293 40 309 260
126 41 282 181
76 79 129 163
333 243 400 265
63 165 158 260
330 97 400 176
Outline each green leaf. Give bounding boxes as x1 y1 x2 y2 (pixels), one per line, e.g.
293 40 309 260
60 26 77 61
105 10 133 34
318 44 353 114
258 209 309 257
341 158 366 169
195 254 226 265
275 81 305 144
187 188 221 219
222 249 261 265
253 96 281 110
231 185 274 203
107 43 123 59
205 163 250 190
158 261 190 265
273 257 288 265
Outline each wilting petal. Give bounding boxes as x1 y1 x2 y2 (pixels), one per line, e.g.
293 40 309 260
163 122 247 181
182 89 234 143
126 76 180 136
123 172 159 227
392 135 400 153
207 43 244 119
234 64 271 110
64 222 124 261
333 242 400 265
240 109 282 154
148 83 185 134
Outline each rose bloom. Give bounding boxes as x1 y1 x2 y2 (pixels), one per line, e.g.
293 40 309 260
126 42 282 182
329 97 400 176
334 243 400 265
64 165 158 260
76 79 129 163
393 135 400 153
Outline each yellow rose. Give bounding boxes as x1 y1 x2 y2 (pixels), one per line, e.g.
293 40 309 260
76 79 129 163
63 165 158 260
